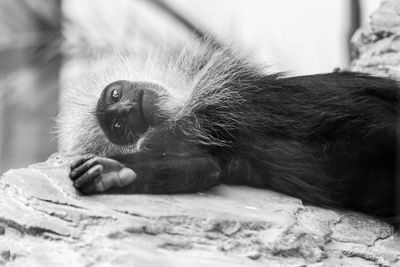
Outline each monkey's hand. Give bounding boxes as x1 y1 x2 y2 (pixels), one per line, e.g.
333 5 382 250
69 154 137 194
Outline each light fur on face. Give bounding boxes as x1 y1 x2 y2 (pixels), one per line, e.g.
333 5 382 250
57 40 260 155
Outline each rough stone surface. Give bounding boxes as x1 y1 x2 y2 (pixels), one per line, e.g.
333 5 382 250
0 153 399 267
2 1 400 266
351 0 400 79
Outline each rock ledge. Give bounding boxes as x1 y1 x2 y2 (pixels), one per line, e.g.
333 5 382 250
0 153 398 267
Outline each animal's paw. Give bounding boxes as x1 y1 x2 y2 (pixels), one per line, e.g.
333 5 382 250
69 154 136 194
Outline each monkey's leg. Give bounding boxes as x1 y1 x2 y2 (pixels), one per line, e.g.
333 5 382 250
70 154 221 194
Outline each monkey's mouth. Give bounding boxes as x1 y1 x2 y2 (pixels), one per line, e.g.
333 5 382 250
141 89 160 127
126 89 149 138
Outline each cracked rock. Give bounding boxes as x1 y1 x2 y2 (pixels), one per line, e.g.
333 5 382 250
2 1 400 265
0 153 399 266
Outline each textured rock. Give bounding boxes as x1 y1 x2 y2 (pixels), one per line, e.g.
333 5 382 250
2 1 400 266
0 153 399 266
351 0 400 79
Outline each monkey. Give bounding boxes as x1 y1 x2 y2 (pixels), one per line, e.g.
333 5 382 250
59 40 399 219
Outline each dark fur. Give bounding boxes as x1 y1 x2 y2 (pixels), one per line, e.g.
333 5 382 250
63 42 399 218
115 71 398 217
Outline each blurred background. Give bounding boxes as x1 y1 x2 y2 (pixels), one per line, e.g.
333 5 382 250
0 0 380 173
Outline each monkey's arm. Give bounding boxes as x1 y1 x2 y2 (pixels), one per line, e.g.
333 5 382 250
113 152 221 194
69 143 221 194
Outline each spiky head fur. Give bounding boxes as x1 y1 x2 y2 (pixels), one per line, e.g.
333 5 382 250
57 40 264 155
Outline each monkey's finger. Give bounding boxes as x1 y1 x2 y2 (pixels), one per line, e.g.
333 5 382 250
79 174 114 194
70 157 101 180
80 168 137 194
73 164 103 188
70 154 95 169
115 167 137 187
80 178 105 194
92 168 136 190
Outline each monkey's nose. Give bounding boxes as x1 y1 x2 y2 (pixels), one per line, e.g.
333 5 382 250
114 102 137 115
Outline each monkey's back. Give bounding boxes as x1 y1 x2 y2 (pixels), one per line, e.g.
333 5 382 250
199 70 398 217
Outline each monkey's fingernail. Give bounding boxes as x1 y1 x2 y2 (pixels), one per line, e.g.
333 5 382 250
73 180 80 188
93 165 103 174
74 179 86 188
70 163 79 169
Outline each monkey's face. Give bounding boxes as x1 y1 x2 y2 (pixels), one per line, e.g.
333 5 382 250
96 80 166 145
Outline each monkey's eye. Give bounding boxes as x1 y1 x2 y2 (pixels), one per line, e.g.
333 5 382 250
112 119 124 137
111 89 121 102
